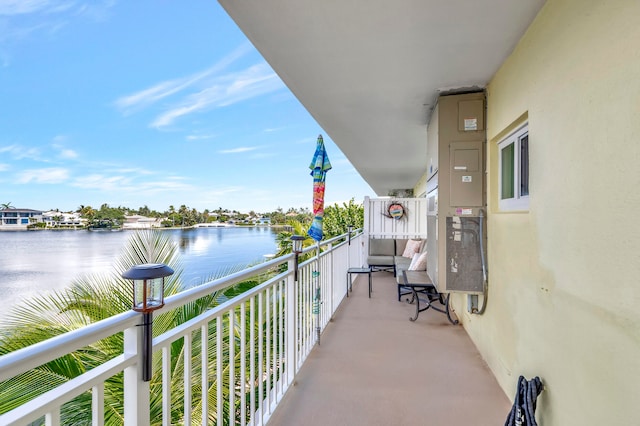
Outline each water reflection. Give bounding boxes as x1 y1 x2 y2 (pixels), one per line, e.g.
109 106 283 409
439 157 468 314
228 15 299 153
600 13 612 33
0 228 279 317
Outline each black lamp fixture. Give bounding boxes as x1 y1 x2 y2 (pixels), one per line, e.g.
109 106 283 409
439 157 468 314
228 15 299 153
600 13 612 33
347 224 354 245
290 235 305 281
122 263 174 382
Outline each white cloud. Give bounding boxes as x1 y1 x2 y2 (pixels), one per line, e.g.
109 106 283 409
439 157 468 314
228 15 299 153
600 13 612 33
73 1 115 21
0 0 111 17
52 140 78 159
0 0 56 16
114 42 284 129
149 98 208 128
72 174 130 190
134 180 194 194
186 134 215 141
0 21 46 43
110 167 153 175
0 144 43 161
0 163 9 171
72 172 193 194
114 43 253 113
150 63 283 128
17 167 69 183
219 147 258 154
115 80 189 113
2 142 78 162
0 0 114 46
60 149 78 158
59 148 77 159
219 64 281 106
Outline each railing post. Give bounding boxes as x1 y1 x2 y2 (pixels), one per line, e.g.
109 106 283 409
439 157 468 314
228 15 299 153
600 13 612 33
315 242 321 344
286 258 297 385
123 322 150 426
327 242 334 319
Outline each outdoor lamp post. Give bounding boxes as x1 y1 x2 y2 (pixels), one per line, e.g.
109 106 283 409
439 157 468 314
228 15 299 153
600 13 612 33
291 235 305 281
122 263 174 382
347 224 354 245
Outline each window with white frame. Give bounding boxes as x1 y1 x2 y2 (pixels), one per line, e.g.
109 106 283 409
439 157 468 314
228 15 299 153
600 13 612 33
498 123 529 211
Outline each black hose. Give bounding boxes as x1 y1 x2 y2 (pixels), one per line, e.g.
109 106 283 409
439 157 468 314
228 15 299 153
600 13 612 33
504 376 544 426
477 209 488 314
478 209 487 284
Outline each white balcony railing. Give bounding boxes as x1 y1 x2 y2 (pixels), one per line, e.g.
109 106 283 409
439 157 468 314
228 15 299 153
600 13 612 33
0 232 364 426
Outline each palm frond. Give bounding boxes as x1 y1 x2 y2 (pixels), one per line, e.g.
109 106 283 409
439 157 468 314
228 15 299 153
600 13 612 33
0 229 279 424
112 229 182 275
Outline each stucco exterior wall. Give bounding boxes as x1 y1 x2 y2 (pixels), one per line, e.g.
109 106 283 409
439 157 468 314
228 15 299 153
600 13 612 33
454 0 640 424
413 171 428 198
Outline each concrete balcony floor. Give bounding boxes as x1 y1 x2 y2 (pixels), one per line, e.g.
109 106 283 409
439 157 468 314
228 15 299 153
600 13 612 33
268 272 511 426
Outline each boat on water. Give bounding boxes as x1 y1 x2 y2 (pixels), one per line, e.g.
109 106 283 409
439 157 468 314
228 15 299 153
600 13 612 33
87 221 123 232
194 222 235 228
88 226 123 232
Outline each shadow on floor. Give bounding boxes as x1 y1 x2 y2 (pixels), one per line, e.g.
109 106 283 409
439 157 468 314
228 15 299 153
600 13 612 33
267 272 511 426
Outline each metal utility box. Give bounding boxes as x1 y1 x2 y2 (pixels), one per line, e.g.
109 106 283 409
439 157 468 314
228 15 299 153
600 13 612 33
426 92 486 294
450 141 483 207
445 216 484 293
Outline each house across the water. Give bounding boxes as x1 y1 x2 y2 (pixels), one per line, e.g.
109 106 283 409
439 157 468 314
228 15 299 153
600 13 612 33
0 207 43 230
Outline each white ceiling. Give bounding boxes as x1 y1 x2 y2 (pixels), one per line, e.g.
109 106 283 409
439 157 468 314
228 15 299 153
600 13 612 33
218 0 545 196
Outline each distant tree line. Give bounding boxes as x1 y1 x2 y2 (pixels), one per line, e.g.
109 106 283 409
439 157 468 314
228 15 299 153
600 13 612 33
72 203 316 229
274 198 365 258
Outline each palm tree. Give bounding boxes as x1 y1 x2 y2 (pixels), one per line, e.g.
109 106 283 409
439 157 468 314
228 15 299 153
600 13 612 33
275 220 315 258
0 230 267 425
79 205 95 222
0 202 12 210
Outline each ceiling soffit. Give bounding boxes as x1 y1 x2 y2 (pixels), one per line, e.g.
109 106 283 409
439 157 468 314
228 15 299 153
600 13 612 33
219 0 545 195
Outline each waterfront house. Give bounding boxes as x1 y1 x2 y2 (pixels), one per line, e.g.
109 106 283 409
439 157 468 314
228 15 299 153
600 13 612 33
42 211 85 228
0 207 43 230
122 214 162 229
257 216 271 225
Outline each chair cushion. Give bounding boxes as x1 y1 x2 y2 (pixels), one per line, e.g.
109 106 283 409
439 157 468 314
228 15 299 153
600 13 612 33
367 255 395 266
402 239 422 258
394 255 412 270
394 255 412 283
408 252 428 271
395 239 408 256
369 239 395 256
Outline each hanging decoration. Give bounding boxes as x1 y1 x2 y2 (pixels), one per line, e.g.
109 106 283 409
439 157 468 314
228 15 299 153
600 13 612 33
382 201 407 220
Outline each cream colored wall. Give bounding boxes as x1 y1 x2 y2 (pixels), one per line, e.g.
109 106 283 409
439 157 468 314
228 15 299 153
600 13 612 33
454 0 640 424
413 171 428 198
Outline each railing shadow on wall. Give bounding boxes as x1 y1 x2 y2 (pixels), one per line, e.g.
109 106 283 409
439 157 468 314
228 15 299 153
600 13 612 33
0 231 365 426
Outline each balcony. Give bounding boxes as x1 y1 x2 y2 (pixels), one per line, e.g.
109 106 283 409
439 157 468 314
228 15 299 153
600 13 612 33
0 232 508 425
267 272 509 425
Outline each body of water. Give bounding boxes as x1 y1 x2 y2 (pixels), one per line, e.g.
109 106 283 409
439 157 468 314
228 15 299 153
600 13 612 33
0 227 279 316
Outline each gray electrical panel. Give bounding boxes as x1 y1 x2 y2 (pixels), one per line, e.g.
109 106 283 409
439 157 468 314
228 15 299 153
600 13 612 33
446 216 483 293
426 92 486 294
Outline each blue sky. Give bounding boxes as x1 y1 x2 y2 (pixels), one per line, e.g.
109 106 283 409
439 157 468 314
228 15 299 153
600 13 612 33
0 0 374 214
